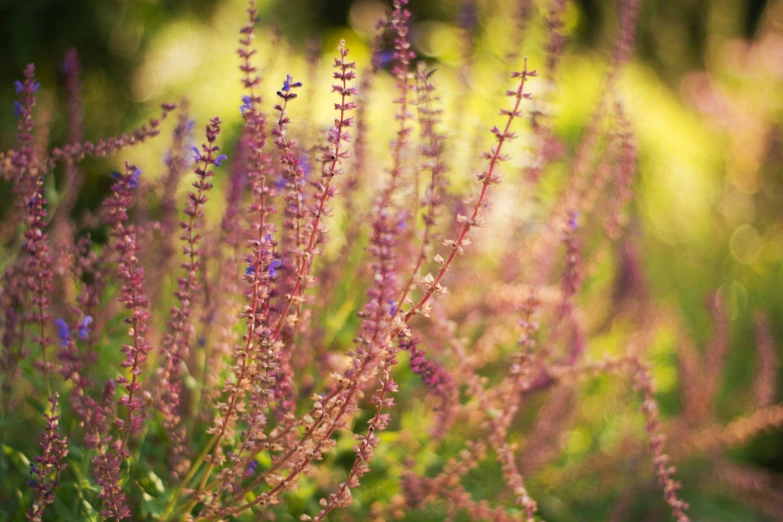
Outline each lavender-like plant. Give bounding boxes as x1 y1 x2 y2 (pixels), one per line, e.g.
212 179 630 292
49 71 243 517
2 1 782 521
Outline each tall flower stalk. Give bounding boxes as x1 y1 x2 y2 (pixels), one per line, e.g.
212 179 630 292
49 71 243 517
396 64 448 311
93 162 152 520
397 61 536 327
27 394 68 522
273 42 356 335
157 116 224 479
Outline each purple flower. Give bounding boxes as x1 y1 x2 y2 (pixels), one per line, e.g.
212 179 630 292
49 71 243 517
186 119 196 134
191 146 201 163
14 80 23 94
77 316 92 340
569 211 579 231
245 259 279 277
240 95 253 115
112 169 141 189
54 318 70 346
396 214 408 232
375 49 394 68
279 74 302 96
387 299 397 316
214 154 227 166
32 82 40 93
268 259 282 277
275 176 287 190
13 101 22 117
129 169 142 189
246 460 259 477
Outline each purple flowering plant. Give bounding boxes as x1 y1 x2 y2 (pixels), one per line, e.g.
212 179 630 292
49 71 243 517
0 0 782 521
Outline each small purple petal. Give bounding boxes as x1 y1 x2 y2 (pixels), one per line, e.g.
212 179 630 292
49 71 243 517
268 259 283 277
77 316 93 340
240 96 253 115
54 318 70 345
376 50 394 68
129 169 142 189
569 212 579 231
246 460 259 477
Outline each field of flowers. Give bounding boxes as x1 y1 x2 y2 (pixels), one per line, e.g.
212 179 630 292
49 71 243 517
0 0 782 520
